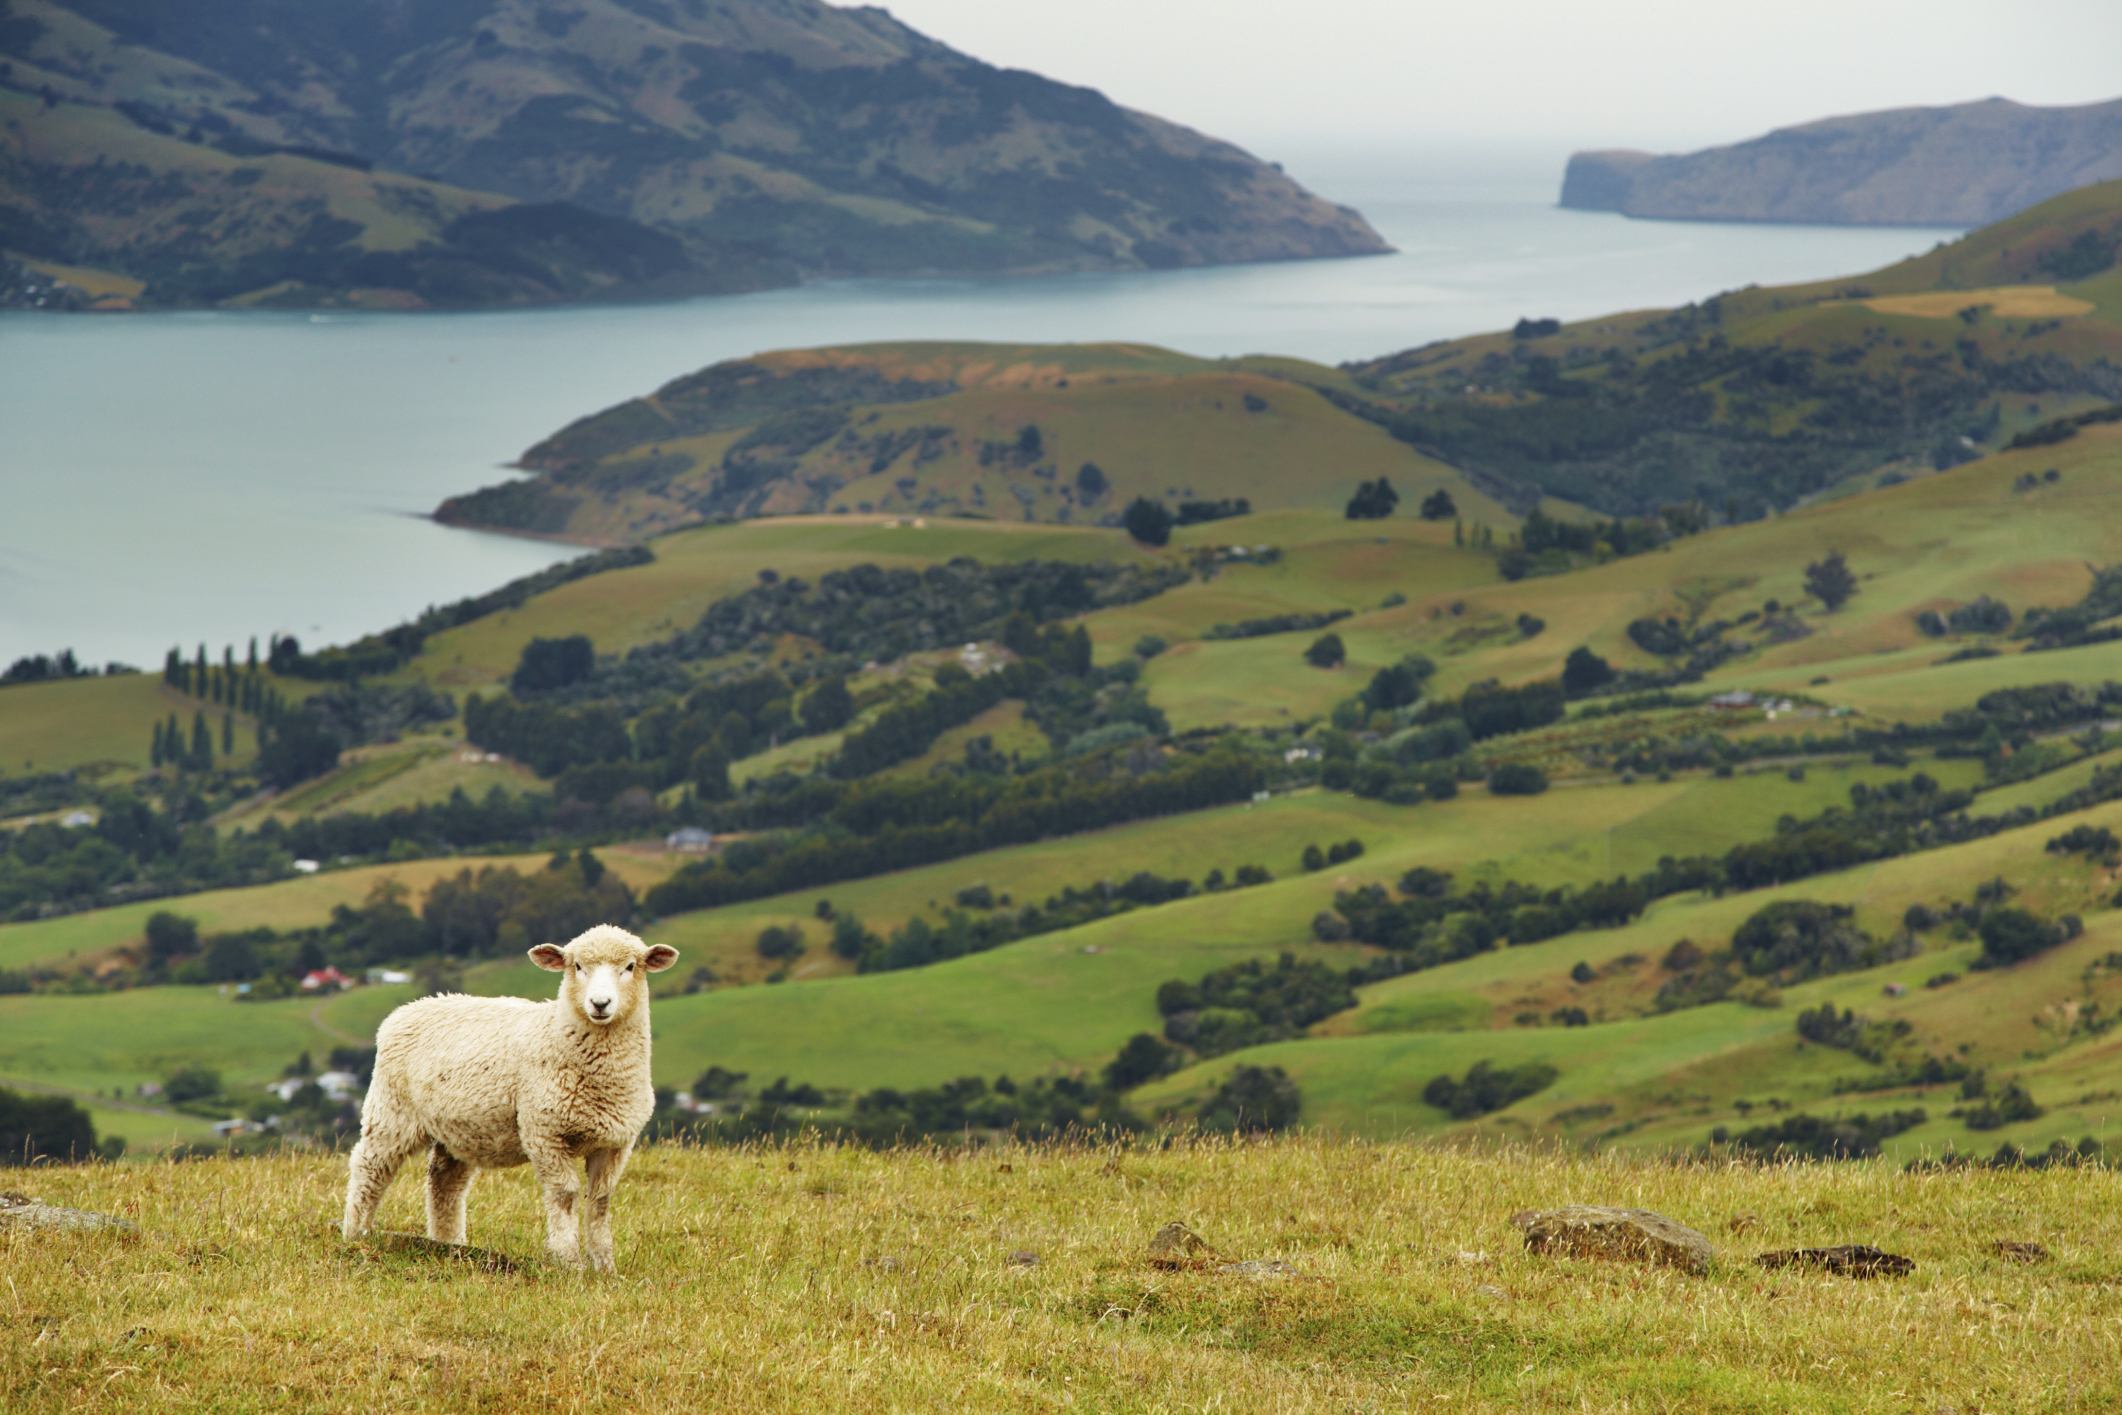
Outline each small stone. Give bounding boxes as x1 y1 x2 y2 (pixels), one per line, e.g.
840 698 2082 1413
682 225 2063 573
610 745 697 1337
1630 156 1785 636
1728 1212 1761 1234
0 1191 136 1235
1216 1259 1297 1277
1753 1245 1913 1278
1148 1221 1212 1268
864 1254 903 1272
1511 1205 1716 1275
1473 1283 1508 1300
1006 1250 1039 1267
1991 1240 2048 1264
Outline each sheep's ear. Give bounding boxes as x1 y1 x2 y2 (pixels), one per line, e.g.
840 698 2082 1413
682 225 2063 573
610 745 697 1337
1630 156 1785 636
642 944 680 973
528 944 569 972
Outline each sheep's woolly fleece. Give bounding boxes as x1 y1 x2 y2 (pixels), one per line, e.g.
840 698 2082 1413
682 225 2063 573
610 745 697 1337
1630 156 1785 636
341 924 677 1271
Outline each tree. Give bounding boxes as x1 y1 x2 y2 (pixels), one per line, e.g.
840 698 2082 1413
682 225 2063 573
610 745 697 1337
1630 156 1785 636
0 1085 98 1165
221 711 234 756
1075 463 1109 501
1344 477 1399 520
799 675 854 734
1418 489 1457 521
690 745 732 801
1562 647 1615 696
755 925 806 961
1305 633 1346 669
1804 550 1858 611
1123 497 1174 546
512 635 596 694
1487 763 1549 795
257 715 341 789
145 911 199 963
190 711 213 770
1103 1033 1177 1091
1198 1065 1302 1132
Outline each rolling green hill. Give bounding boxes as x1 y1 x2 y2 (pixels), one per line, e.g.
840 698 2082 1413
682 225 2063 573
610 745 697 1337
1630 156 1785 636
1342 178 2122 517
438 182 2122 540
9 190 2122 1161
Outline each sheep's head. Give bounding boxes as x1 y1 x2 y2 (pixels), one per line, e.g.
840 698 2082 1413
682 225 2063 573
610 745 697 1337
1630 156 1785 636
529 925 678 1027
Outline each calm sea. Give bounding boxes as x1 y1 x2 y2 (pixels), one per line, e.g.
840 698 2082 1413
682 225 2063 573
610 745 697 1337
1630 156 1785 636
0 146 1959 668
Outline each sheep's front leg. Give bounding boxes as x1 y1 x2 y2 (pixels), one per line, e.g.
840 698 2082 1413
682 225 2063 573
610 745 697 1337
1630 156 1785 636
583 1145 631 1274
425 1144 475 1245
525 1140 584 1268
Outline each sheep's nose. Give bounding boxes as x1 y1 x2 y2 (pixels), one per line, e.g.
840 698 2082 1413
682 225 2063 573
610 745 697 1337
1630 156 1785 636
589 996 612 1013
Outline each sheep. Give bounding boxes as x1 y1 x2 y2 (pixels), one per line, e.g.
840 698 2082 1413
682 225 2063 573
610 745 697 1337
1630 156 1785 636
341 924 679 1271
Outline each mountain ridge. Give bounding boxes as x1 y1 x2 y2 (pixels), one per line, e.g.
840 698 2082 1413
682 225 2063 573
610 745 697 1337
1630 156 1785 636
1562 96 2122 227
0 0 1386 306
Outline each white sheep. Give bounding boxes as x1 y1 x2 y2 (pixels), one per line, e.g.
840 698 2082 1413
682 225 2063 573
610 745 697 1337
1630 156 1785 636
341 924 679 1271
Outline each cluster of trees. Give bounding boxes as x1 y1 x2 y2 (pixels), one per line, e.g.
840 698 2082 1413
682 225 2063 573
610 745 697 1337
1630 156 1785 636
150 710 232 774
834 660 1020 778
0 790 290 925
1 1085 118 1165
1124 497 1175 545
645 741 1266 916
118 853 630 993
1328 869 1655 965
1708 1108 1928 1160
2 649 113 687
658 1069 1144 1146
654 557 1187 667
1495 505 1710 580
1150 953 1357 1059
1916 596 2013 638
1174 497 1250 526
1202 609 1349 642
1422 1060 1559 1118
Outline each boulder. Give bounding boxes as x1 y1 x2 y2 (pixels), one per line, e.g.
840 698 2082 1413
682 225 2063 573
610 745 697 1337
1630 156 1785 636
0 1190 136 1235
1509 1205 1716 1274
1753 1245 1913 1277
1148 1221 1212 1268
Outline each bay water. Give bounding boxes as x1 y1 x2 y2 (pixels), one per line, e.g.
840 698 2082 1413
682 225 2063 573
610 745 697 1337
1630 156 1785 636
0 146 1958 668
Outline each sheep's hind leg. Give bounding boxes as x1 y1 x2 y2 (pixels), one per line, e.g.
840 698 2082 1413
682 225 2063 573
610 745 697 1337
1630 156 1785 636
425 1144 476 1245
525 1140 584 1268
583 1145 631 1274
342 1125 423 1241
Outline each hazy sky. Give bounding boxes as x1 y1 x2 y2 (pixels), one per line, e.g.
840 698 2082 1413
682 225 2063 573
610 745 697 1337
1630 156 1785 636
872 0 2122 156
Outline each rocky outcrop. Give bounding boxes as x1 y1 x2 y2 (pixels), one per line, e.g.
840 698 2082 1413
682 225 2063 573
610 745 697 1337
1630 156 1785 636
1509 1205 1716 1274
1562 97 2122 226
0 1190 135 1234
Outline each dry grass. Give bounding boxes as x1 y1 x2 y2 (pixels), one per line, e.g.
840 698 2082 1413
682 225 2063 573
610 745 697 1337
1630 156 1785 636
1861 287 2095 319
5 1139 2116 1412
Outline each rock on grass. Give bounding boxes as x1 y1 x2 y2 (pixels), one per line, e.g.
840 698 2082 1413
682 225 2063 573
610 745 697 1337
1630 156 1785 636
1509 1205 1716 1274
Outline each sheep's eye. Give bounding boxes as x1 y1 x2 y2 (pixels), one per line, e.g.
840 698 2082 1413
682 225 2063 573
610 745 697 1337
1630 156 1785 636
626 963 635 973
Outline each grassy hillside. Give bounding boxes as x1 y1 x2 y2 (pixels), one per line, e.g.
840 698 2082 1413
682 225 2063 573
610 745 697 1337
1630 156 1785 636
1 0 1383 308
0 89 782 308
435 181 2122 543
7 1144 2115 1412
436 342 1521 542
1341 178 2122 517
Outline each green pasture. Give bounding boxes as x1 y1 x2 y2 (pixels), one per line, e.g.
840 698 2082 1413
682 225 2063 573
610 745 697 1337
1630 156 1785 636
220 736 547 832
0 672 240 777
0 986 343 1098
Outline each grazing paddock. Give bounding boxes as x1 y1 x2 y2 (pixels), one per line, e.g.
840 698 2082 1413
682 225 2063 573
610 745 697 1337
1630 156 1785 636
4 1139 2113 1413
